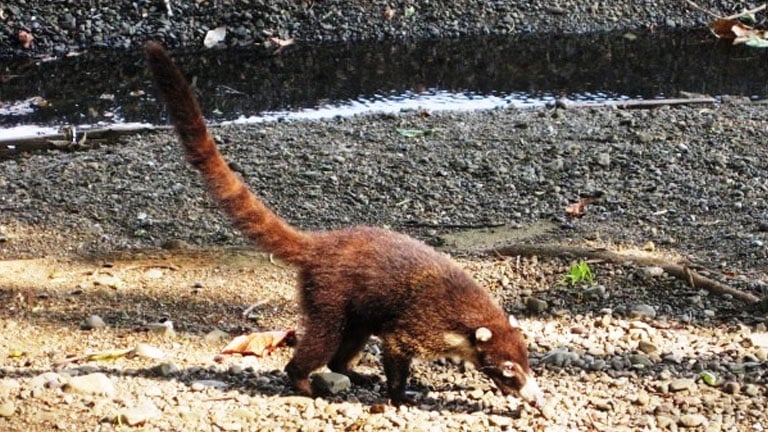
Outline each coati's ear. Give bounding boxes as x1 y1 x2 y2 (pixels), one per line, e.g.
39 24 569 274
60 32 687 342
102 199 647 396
475 327 493 342
508 315 520 328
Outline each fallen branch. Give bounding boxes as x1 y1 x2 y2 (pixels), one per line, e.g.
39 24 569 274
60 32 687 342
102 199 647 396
556 97 716 110
486 243 762 305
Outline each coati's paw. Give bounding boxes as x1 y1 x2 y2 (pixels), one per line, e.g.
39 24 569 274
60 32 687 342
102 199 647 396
289 378 313 397
345 371 381 386
389 394 417 407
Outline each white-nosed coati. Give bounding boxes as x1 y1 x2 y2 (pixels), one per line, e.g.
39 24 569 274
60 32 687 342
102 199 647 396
145 41 545 408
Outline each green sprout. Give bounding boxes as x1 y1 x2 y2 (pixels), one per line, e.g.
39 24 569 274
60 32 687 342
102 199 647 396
561 260 595 286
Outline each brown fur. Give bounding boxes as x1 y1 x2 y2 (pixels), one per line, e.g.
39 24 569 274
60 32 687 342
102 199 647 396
145 41 543 407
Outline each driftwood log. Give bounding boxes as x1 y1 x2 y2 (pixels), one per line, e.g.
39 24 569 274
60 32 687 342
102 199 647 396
486 243 763 305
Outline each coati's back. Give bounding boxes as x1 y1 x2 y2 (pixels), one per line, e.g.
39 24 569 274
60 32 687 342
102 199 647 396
145 41 544 410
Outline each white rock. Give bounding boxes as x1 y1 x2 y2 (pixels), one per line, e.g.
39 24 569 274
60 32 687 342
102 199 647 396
63 373 115 397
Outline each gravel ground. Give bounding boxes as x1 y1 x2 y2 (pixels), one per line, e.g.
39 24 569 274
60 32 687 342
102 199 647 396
1 105 768 431
2 1 768 431
0 0 758 57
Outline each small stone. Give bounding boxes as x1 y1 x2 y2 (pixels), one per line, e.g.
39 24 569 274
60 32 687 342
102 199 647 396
0 400 15 417
540 349 578 367
638 340 659 354
161 239 191 250
526 297 548 314
113 403 161 426
190 380 229 391
81 315 106 330
629 304 656 320
311 372 351 395
743 384 759 397
628 353 654 368
468 388 484 399
596 152 611 167
204 329 230 344
63 373 115 397
754 347 768 361
488 414 513 427
155 362 180 377
132 343 165 360
640 266 665 278
679 414 707 428
635 391 651 406
721 381 740 395
748 332 768 348
669 378 695 392
29 372 66 390
656 415 675 429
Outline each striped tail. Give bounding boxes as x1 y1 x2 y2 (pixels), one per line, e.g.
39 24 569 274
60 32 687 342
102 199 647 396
145 41 309 263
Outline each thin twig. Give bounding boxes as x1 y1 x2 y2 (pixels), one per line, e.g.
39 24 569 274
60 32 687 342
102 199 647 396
681 0 721 18
486 243 762 304
724 3 767 21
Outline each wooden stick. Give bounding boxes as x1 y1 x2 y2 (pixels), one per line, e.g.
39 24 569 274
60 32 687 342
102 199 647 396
486 243 762 304
556 97 716 110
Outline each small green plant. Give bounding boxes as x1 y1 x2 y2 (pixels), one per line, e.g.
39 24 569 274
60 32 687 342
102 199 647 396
561 260 595 286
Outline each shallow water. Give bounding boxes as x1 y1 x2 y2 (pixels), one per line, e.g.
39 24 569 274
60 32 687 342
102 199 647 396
1 29 766 141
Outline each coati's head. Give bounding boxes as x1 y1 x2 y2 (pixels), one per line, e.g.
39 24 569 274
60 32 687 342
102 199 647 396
473 316 545 409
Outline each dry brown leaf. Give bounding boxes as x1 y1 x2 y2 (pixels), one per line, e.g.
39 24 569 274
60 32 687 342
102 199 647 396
384 5 396 21
221 330 296 357
709 18 752 40
18 30 34 49
269 37 295 48
565 197 596 218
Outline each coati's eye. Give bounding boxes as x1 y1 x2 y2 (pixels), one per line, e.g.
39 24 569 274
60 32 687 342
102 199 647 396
502 361 517 378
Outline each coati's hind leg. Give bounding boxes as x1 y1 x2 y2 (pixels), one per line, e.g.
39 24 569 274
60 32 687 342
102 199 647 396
328 328 379 386
285 315 342 397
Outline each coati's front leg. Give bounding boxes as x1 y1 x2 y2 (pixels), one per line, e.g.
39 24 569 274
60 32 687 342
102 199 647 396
285 316 342 396
381 342 415 406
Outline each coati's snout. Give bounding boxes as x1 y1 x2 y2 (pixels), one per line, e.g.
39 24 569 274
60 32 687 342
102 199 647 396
474 317 546 409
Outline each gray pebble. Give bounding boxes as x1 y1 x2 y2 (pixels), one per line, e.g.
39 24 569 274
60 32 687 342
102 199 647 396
311 372 351 395
81 314 106 330
629 304 656 319
721 381 740 395
156 362 180 377
526 297 548 314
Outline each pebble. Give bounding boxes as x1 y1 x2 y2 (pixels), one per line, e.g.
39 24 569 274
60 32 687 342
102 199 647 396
81 314 106 330
112 403 161 426
132 343 165 360
311 372 351 395
63 373 116 397
669 378 695 393
640 266 665 278
721 381 740 395
190 380 229 391
0 400 15 417
679 413 707 428
749 333 768 348
204 329 230 344
156 362 181 377
629 304 656 320
638 340 659 354
526 297 548 314
540 349 579 367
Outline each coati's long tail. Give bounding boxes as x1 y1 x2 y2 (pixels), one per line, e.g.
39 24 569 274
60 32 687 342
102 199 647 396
145 41 309 263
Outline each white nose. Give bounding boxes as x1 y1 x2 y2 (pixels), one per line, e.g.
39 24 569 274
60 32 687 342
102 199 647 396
519 373 546 408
